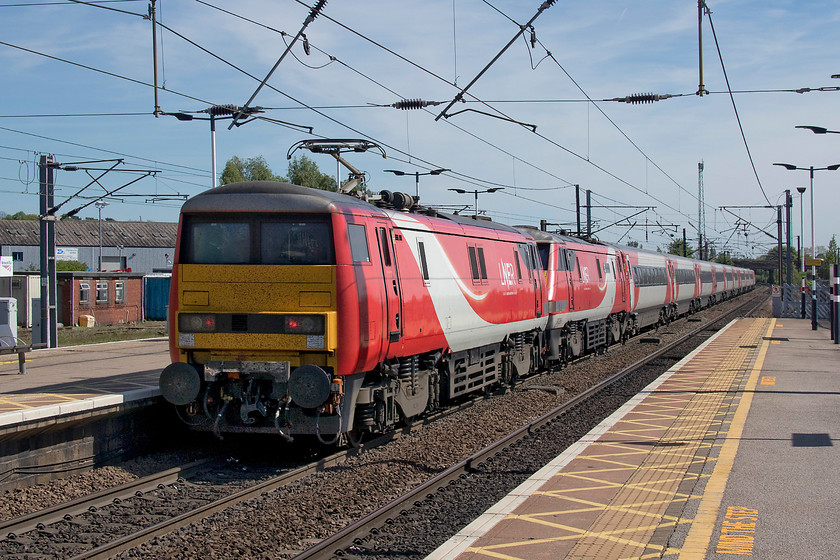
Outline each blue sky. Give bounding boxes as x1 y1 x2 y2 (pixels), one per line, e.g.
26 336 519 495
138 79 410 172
1 0 838 257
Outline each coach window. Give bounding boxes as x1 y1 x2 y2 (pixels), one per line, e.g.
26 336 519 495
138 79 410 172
468 246 480 281
261 221 333 265
96 281 108 304
417 241 430 281
576 257 582 280
596 258 603 279
115 281 125 304
476 247 488 281
347 223 370 263
565 250 575 272
513 250 523 281
537 244 550 270
187 221 250 264
79 282 90 304
378 228 392 267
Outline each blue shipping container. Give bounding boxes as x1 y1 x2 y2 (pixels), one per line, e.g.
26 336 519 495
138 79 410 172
144 275 171 321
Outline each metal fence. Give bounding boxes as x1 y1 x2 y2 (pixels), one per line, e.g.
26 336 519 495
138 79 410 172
773 281 831 319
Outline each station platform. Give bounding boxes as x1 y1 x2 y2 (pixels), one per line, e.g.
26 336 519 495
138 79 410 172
428 316 840 560
0 338 166 432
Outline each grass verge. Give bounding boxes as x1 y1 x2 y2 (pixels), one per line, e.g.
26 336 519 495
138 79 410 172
15 321 168 347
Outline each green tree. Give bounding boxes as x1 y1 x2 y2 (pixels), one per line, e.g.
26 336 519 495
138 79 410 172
625 240 641 249
57 260 89 271
219 155 282 185
714 252 733 265
667 238 695 258
284 154 337 191
819 235 839 278
3 211 38 220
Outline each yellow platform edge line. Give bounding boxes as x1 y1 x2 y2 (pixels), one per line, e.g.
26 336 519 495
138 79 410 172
677 318 775 559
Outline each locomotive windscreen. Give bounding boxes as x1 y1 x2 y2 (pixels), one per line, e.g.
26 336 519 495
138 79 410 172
182 214 334 265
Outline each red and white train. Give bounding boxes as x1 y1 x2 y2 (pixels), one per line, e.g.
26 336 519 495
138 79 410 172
160 181 755 444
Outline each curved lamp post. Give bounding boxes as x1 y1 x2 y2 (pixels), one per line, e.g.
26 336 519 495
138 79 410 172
773 161 840 329
448 187 503 218
384 168 450 199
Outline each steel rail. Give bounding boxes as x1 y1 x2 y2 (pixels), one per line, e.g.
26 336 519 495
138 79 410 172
290 290 768 560
0 459 214 541
60 399 477 560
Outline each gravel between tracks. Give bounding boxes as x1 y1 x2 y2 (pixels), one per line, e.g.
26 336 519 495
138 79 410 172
0 290 771 559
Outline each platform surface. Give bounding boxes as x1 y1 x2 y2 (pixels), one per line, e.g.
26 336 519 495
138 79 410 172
0 338 166 428
428 317 840 560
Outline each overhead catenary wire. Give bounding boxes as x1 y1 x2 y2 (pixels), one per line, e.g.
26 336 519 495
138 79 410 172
192 1 712 227
703 4 772 207
3 1 783 251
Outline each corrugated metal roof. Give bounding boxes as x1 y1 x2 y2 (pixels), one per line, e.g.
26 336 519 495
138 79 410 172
0 220 176 248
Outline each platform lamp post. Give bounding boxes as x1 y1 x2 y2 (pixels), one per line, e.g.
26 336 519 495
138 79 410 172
797 187 807 318
448 187 503 218
384 168 450 200
95 200 109 272
774 162 840 330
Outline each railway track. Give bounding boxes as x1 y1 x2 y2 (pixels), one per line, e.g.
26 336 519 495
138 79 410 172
0 290 768 560
290 290 768 560
0 401 478 559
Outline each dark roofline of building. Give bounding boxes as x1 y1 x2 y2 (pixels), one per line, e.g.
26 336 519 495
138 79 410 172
0 220 177 248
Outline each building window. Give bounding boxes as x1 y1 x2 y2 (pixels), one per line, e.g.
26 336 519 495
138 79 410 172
79 282 90 304
96 282 109 303
115 281 125 304
12 252 23 262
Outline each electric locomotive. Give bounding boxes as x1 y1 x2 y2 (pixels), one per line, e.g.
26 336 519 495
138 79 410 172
160 181 547 444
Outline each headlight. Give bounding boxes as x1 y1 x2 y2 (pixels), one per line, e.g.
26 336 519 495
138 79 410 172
179 313 217 333
284 314 324 335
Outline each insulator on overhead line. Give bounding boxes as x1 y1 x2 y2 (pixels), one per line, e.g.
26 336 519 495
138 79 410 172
391 99 440 110
614 93 674 104
206 104 239 116
307 0 327 22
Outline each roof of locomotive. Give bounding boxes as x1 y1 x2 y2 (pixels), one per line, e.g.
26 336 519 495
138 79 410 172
183 181 525 236
181 181 376 214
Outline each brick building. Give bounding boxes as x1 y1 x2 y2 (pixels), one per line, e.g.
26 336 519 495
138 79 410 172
57 272 146 326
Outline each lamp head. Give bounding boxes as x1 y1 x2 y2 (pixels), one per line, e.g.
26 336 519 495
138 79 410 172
827 164 840 171
773 163 798 171
383 169 405 176
429 168 450 175
448 188 467 194
795 125 828 134
486 188 503 193
797 186 807 194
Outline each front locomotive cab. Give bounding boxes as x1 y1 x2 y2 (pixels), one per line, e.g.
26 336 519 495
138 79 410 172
160 187 345 441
